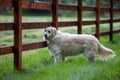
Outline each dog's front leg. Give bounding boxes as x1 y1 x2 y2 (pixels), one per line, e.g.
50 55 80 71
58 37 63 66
54 52 62 63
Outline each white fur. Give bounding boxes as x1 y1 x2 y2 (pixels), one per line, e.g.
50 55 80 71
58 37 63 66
44 27 116 63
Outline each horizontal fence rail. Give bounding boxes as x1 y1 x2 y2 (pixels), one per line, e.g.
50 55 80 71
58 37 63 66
0 0 120 70
0 19 120 31
0 41 47 55
0 0 120 11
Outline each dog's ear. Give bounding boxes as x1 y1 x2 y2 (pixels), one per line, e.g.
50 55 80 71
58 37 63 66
51 27 57 36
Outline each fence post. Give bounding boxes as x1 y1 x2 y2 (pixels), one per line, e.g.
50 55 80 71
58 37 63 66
77 0 82 34
95 0 100 40
52 0 58 29
109 0 113 41
13 0 22 70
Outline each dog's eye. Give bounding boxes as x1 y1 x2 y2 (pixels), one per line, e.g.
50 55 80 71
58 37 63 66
48 31 51 33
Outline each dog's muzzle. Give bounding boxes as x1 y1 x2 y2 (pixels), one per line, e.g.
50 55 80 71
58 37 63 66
44 34 48 40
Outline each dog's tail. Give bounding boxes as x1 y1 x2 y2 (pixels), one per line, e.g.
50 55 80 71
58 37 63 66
97 44 116 61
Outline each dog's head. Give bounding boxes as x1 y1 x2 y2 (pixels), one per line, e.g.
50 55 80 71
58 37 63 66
44 26 57 41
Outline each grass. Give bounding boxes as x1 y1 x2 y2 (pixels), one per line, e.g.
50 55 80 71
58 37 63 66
0 14 120 80
0 33 120 80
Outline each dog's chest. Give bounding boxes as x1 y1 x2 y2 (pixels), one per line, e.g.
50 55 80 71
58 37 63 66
48 42 60 55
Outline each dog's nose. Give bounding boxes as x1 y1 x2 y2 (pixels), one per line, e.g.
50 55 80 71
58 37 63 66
44 34 47 39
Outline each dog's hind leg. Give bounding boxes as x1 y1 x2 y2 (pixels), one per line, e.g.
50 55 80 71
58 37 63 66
83 43 97 62
87 56 95 62
83 49 96 62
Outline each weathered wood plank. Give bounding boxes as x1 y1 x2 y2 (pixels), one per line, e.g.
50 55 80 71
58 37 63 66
22 1 51 10
0 46 13 55
22 41 47 51
13 0 22 70
0 0 12 7
109 0 113 41
58 21 77 27
22 22 52 29
59 4 77 10
52 0 58 29
95 0 100 39
0 23 13 31
77 0 82 34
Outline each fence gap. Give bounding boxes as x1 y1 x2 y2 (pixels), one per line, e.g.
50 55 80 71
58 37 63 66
77 0 82 34
95 0 100 40
13 0 22 70
52 0 58 29
109 0 113 41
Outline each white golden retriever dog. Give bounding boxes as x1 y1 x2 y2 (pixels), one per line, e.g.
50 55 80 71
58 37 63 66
44 26 116 63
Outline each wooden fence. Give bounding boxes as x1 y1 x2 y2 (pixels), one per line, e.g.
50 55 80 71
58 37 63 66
0 0 120 70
